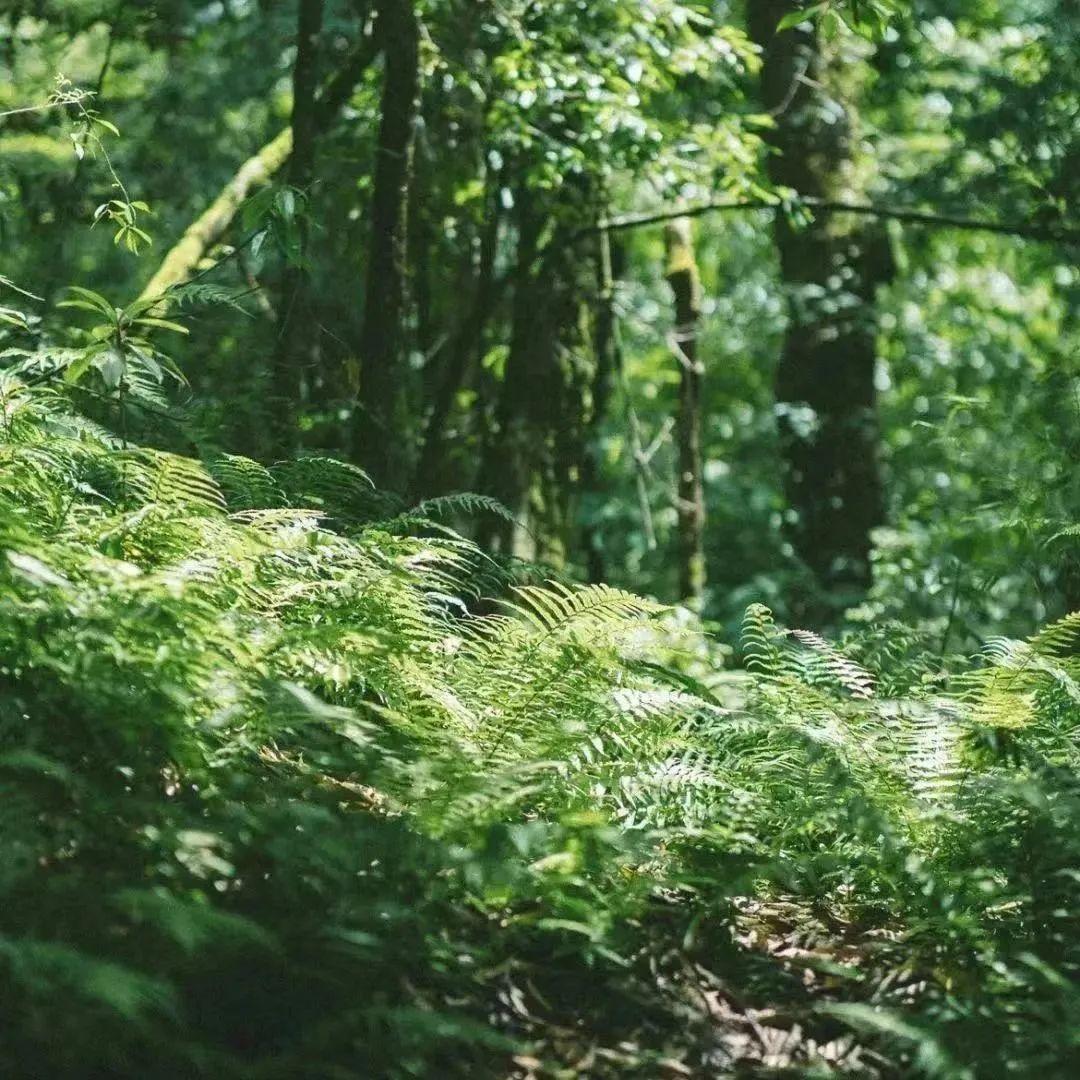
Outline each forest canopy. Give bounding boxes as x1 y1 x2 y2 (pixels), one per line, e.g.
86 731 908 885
2 0 1080 1076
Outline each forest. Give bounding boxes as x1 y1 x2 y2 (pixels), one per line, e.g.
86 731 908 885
2 0 1080 1075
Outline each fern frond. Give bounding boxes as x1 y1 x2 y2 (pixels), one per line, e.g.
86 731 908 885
502 581 665 638
116 449 226 512
1029 610 1080 657
209 453 285 511
791 628 876 699
272 455 391 522
404 492 517 525
167 282 255 315
741 603 783 677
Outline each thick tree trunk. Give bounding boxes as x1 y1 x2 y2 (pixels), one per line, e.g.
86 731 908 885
665 218 706 607
749 0 893 601
268 0 325 454
351 0 421 493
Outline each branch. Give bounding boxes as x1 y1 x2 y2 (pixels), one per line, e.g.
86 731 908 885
136 129 294 304
588 197 1080 246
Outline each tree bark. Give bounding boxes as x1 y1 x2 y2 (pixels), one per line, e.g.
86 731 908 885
476 197 546 553
580 227 622 582
352 0 421 492
268 0 325 454
414 191 503 495
475 198 593 563
664 217 706 607
749 0 893 602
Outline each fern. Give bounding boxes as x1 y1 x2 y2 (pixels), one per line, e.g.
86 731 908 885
790 628 877 699
741 602 784 677
5 372 1080 1078
501 581 665 637
209 453 285 511
392 491 518 528
166 281 256 315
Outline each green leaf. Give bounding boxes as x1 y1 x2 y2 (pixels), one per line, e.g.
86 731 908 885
56 299 108 315
0 275 45 302
95 346 126 389
63 285 115 317
91 116 120 137
61 351 94 384
777 4 826 30
133 317 188 335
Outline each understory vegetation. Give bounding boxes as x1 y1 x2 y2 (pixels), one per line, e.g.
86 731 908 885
3 371 1080 1076
4 0 1080 1076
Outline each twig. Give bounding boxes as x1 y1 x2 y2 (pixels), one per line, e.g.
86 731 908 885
587 197 1080 246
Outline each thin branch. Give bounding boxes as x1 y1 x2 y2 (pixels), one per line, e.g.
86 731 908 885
588 197 1080 246
0 101 67 120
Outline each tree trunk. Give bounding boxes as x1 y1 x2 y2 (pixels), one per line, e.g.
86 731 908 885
415 190 503 496
352 0 421 493
136 30 380 307
749 0 893 602
664 217 706 607
268 0 325 454
580 227 622 582
476 197 546 554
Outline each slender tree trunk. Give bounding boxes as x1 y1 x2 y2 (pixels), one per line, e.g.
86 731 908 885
352 0 421 492
409 165 435 363
269 0 325 454
476 198 546 553
415 191 503 495
136 30 380 306
665 217 706 607
580 227 622 582
749 0 893 602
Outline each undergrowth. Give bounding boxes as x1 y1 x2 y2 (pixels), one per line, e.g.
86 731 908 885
2 370 1080 1077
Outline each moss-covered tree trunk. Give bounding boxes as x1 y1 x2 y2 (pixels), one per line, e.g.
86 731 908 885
136 31 380 307
136 129 294 306
268 0 325 454
665 217 706 607
749 0 893 604
352 0 421 493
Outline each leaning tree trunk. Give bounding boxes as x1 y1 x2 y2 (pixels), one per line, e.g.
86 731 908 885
664 217 706 608
749 0 893 602
136 30 380 307
136 129 294 305
352 0 421 493
269 0 325 454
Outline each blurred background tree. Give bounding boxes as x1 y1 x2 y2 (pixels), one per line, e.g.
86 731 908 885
3 0 1079 643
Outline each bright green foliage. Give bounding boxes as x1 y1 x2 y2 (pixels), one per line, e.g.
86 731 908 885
4 0 1080 1074
3 369 1080 1075
0 372 676 1074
